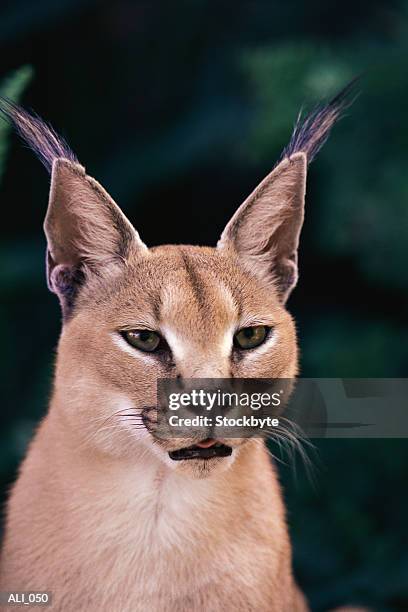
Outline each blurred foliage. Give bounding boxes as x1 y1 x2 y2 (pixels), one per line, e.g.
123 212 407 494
0 1 407 611
241 43 408 294
0 65 33 181
0 65 35 501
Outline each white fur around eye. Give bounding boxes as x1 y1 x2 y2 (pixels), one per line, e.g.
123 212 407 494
111 333 157 364
162 324 235 362
219 325 235 357
160 326 186 361
242 329 278 359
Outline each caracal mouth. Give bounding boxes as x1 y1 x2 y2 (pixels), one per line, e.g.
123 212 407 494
168 439 233 461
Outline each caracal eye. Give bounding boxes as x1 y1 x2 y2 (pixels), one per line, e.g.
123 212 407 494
123 330 161 352
233 325 268 350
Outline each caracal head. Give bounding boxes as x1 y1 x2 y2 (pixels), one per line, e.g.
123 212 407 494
0 85 351 477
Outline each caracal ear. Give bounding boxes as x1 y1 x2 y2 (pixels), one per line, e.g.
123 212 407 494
0 97 147 319
45 159 146 315
218 80 357 303
46 159 146 268
218 153 306 303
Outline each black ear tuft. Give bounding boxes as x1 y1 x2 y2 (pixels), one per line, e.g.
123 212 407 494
0 98 147 323
278 77 359 165
0 96 77 172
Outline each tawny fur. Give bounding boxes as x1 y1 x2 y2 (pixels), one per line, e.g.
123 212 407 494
1 244 305 611
0 86 358 611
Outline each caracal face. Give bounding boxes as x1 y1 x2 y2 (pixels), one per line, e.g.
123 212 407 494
56 243 297 478
0 87 351 480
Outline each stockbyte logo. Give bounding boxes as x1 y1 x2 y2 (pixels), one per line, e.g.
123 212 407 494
167 412 280 430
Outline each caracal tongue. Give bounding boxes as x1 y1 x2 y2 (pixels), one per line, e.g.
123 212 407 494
195 438 217 449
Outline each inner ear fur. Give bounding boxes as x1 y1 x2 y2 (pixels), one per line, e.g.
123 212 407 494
45 158 146 317
218 153 307 303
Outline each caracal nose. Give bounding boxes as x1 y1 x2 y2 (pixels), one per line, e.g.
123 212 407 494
177 359 230 379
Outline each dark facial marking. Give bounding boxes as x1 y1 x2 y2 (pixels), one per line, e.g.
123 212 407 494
180 251 207 312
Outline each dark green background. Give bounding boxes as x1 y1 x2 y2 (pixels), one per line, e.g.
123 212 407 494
0 1 407 610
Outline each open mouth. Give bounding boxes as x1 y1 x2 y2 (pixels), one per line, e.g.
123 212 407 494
168 441 232 461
